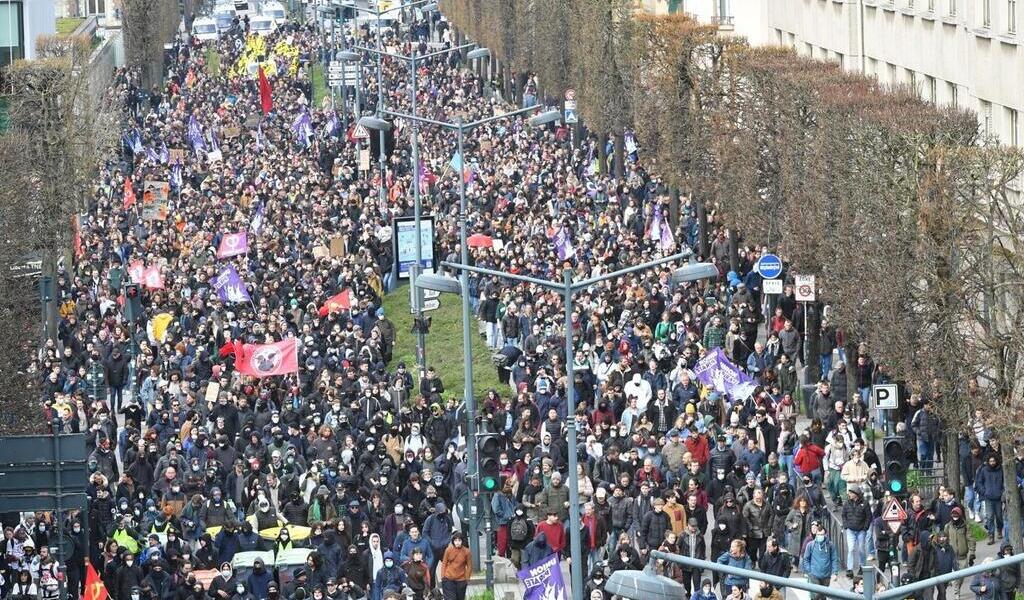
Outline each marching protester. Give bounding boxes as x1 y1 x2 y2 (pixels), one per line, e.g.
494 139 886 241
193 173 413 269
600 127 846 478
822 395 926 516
8 2 1022 600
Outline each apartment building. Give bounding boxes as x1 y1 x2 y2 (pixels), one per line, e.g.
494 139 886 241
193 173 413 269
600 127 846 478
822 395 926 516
642 0 1023 147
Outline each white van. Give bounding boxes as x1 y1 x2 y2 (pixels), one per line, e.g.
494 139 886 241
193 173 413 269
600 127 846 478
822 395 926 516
249 15 277 36
191 17 220 41
261 1 287 24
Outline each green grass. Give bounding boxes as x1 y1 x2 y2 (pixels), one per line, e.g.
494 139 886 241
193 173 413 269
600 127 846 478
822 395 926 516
311 63 327 107
205 47 221 77
969 521 988 542
56 17 85 36
381 285 503 401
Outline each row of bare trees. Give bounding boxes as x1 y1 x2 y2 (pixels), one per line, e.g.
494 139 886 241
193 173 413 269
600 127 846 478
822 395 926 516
440 2 1024 540
0 35 121 433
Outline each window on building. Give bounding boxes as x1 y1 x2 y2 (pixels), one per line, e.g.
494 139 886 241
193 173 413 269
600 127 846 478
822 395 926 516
983 0 992 26
926 75 937 102
1010 108 1020 146
949 0 957 15
0 1 24 69
981 100 993 134
950 82 958 107
85 0 106 15
908 69 918 95
1009 0 1018 32
909 0 914 7
928 0 935 10
888 63 897 83
776 29 784 44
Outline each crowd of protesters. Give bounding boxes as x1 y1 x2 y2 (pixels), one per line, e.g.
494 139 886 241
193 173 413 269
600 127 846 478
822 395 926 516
3 6 1023 600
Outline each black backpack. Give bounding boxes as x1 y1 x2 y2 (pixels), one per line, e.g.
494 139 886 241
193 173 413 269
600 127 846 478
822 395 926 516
509 518 529 543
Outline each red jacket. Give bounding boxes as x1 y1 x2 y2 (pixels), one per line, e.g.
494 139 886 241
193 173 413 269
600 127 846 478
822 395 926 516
536 520 566 554
685 434 710 466
794 443 825 475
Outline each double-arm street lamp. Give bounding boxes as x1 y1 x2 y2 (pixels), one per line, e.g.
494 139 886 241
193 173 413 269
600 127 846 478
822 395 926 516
419 249 717 599
361 104 561 573
340 40 475 374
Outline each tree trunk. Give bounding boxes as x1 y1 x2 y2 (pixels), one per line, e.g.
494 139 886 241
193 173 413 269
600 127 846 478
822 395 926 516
727 228 739 272
613 130 625 180
696 197 710 258
1002 441 1022 553
515 72 527 107
845 340 860 411
668 186 681 230
42 249 58 342
946 430 961 497
598 133 609 176
804 302 821 383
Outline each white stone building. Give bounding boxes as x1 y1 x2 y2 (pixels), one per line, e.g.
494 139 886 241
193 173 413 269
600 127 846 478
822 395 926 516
641 0 1023 147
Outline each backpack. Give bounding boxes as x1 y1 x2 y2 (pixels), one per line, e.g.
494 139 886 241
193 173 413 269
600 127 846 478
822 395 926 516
509 518 529 543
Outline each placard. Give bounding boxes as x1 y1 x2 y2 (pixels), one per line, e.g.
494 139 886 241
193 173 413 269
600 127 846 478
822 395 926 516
206 149 223 164
142 181 170 221
312 245 330 259
169 149 185 165
763 278 783 295
205 381 221 404
329 236 346 257
222 126 241 139
359 148 370 171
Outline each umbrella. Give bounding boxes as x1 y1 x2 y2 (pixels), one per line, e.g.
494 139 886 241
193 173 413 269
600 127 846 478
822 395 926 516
467 233 494 248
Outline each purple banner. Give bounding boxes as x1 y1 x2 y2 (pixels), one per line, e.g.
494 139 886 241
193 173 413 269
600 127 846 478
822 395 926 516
213 266 251 304
552 226 575 261
517 553 568 600
693 347 758 400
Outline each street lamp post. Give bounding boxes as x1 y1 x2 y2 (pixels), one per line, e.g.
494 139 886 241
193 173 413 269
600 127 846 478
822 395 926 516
364 104 557 571
441 251 718 600
353 40 475 375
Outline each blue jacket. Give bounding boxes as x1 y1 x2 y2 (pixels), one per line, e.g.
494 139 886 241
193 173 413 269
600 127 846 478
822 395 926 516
715 551 753 588
246 567 274 600
421 505 453 552
399 535 434 566
970 572 1000 600
800 537 839 579
974 464 1004 501
491 493 516 526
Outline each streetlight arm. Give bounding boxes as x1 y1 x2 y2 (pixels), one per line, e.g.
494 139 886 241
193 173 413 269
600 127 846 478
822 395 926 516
441 261 561 292
350 0 435 17
352 42 477 62
648 551 862 600
465 104 543 130
380 108 457 130
874 552 1024 600
572 251 692 292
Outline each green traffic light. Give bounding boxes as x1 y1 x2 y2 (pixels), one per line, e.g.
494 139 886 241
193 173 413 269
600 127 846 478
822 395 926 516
890 480 903 493
483 477 497 490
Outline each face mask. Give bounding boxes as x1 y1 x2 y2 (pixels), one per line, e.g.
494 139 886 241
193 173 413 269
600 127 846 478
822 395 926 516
516 510 524 517
704 587 712 594
718 523 726 531
395 505 404 514
222 570 232 579
236 585 245 594
385 560 394 568
815 534 825 543
132 595 141 600
380 477 388 485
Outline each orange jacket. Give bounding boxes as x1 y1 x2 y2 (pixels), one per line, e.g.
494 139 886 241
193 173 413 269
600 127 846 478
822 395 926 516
441 545 473 581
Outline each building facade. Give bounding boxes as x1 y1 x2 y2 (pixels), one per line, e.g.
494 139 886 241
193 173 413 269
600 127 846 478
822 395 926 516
641 0 1022 147
1 0 57 67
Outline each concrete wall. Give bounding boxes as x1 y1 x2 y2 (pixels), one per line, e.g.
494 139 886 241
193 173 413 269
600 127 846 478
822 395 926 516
87 28 122 101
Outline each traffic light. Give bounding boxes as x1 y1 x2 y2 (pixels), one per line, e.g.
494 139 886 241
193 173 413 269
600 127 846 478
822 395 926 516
477 433 501 494
124 283 143 323
884 436 909 494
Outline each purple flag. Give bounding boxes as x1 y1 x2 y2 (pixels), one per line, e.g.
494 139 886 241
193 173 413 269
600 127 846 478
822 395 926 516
693 347 758 400
292 111 313 148
250 202 265 235
552 226 574 261
187 115 206 154
517 554 568 600
213 265 251 304
170 163 183 190
648 206 675 251
159 142 170 164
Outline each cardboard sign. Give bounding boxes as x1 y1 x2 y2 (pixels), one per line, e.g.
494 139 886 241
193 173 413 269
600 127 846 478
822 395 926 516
222 126 241 139
312 245 330 259
329 236 346 258
205 381 221 404
169 149 185 165
142 180 170 221
206 149 223 164
359 148 370 172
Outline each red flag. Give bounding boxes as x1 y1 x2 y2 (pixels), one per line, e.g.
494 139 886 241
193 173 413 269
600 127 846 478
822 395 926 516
258 66 273 115
123 177 136 209
236 338 298 378
85 563 109 600
318 289 352 317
